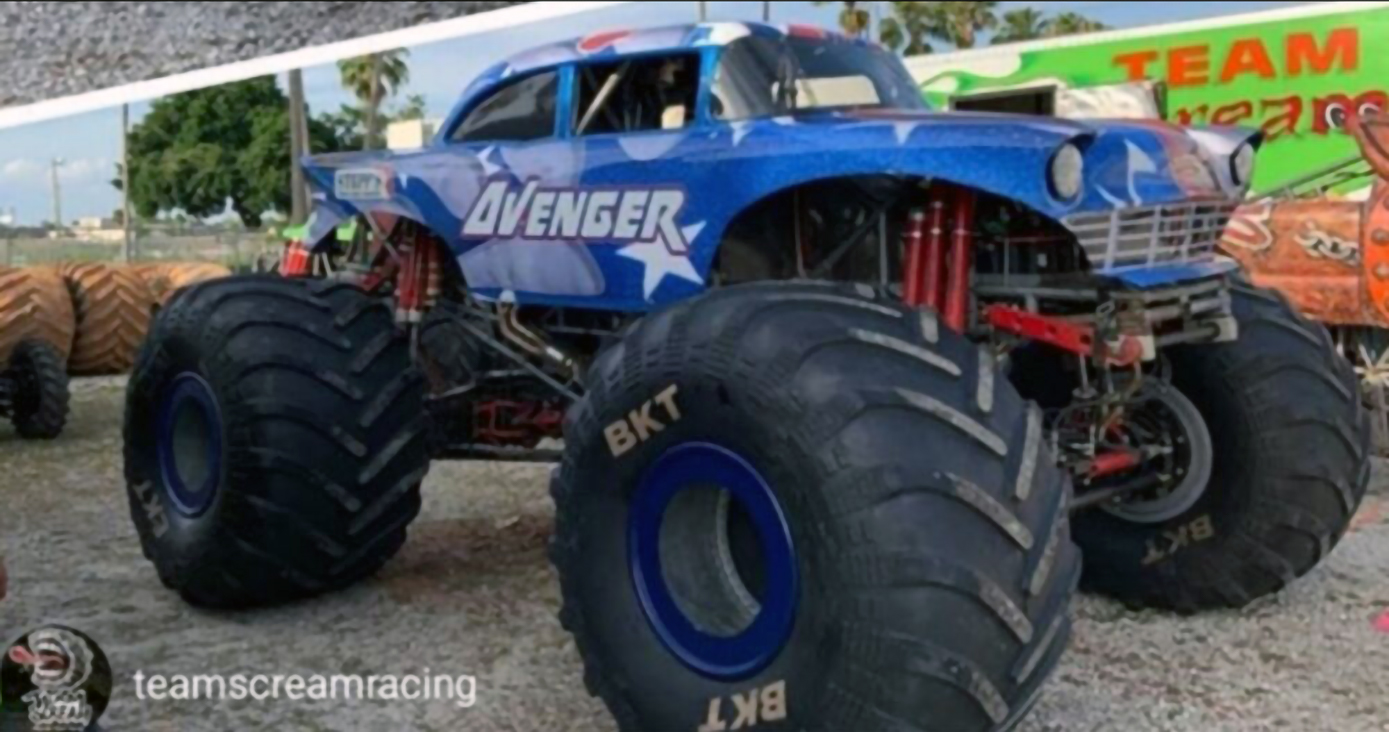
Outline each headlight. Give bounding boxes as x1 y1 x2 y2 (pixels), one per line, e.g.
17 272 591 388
1230 143 1255 187
1049 144 1084 201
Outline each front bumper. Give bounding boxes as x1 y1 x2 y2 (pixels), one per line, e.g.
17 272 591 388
976 272 1239 362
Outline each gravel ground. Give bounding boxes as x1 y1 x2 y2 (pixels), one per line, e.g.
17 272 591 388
0 1 520 108
2 377 1388 731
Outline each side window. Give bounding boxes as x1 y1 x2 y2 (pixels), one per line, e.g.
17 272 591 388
451 71 559 144
573 54 700 136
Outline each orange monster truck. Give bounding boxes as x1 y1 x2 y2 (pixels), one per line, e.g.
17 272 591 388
1220 113 1389 450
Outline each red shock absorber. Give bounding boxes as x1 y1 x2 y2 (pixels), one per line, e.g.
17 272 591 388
923 195 948 313
901 208 927 306
395 226 440 323
901 189 950 310
943 188 977 333
395 237 417 324
422 234 441 312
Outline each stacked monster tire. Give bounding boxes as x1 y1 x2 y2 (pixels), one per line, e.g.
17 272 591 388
0 266 77 363
133 262 233 306
130 263 178 305
55 262 155 376
166 263 233 290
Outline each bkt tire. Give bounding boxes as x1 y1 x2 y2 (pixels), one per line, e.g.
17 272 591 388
551 283 1079 732
1075 284 1370 612
123 275 429 608
5 339 70 439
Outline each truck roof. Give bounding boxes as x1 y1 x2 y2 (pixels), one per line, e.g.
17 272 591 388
495 21 868 79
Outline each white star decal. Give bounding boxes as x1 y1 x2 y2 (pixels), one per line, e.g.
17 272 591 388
694 23 752 46
1125 140 1157 206
680 222 707 250
732 121 754 146
479 147 502 177
891 120 920 145
619 222 707 299
858 120 920 145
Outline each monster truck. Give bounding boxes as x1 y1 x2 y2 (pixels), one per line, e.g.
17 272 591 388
1219 112 1389 451
0 339 69 439
123 23 1369 731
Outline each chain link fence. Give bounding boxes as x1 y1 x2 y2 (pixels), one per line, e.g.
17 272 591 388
0 228 282 272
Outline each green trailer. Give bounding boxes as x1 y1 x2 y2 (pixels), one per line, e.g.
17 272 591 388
906 1 1389 197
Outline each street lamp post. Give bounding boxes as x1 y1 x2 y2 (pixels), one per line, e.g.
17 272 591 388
50 158 64 234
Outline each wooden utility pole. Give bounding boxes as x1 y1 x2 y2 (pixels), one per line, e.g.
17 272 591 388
288 69 308 226
121 104 134 261
697 1 706 21
763 1 770 21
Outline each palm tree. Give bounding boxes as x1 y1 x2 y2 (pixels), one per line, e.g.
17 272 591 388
814 0 872 38
880 1 947 56
993 8 1048 44
1045 12 1109 38
337 49 411 150
936 1 998 49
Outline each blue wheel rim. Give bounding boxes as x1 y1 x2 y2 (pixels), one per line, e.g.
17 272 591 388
155 373 224 518
628 443 798 680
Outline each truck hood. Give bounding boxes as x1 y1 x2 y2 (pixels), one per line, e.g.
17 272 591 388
806 108 1260 205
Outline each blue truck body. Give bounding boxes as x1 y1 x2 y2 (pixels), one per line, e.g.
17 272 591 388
301 22 1259 313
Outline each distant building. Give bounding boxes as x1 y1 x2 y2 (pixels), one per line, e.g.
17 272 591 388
386 119 443 150
65 216 125 243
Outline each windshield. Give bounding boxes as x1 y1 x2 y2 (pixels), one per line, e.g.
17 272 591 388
712 34 928 120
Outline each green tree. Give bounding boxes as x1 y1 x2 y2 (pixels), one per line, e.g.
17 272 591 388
319 93 427 150
396 94 428 122
992 8 1048 44
822 2 1103 53
827 2 997 56
319 105 369 151
935 1 997 49
122 77 344 227
337 50 411 149
1045 12 1109 37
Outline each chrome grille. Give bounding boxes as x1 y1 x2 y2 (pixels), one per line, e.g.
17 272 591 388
1061 200 1241 272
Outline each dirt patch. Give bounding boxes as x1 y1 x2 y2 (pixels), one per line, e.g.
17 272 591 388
1 380 1386 731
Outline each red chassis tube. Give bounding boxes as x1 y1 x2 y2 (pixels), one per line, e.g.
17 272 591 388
983 305 1145 367
1088 448 1142 479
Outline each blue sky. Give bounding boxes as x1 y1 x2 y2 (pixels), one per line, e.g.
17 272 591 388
0 0 1303 225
